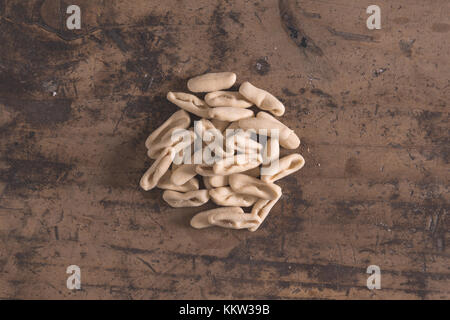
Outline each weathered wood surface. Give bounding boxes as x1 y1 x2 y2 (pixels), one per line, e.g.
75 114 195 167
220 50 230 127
0 0 448 299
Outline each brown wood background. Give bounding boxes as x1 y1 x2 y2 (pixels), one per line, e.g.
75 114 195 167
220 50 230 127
0 0 448 299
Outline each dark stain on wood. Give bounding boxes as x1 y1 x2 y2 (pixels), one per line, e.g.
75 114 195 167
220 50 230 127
327 27 375 42
278 0 323 56
1 98 72 126
254 58 271 75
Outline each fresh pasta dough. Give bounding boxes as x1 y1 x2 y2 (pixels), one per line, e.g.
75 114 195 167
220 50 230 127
140 72 305 231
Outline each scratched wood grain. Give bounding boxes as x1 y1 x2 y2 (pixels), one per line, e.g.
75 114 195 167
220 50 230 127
0 0 448 299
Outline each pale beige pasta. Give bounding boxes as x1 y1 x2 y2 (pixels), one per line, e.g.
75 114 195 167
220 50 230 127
210 119 230 132
225 121 241 132
140 72 305 232
257 112 300 149
203 176 213 189
238 112 300 149
228 173 281 200
213 154 262 175
140 148 175 191
249 193 281 232
205 91 253 108
193 119 231 159
148 129 194 160
195 163 216 176
190 207 241 229
205 143 234 160
209 187 258 207
190 147 219 169
261 137 280 165
261 153 305 183
208 175 229 187
167 92 211 118
239 81 285 116
194 118 219 138
225 129 262 154
202 167 256 189
162 190 210 207
224 126 247 154
199 121 236 161
209 210 261 230
208 107 254 122
172 136 196 166
238 116 286 139
170 164 197 186
157 171 199 192
187 72 236 92
145 110 191 159
145 109 190 149
190 207 260 230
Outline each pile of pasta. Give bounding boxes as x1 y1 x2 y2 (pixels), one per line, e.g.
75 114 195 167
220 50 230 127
140 72 305 231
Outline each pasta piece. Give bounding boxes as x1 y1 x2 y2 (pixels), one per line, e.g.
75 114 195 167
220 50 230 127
257 112 300 149
145 110 190 149
249 192 281 232
147 129 194 160
195 163 216 176
213 154 262 175
208 175 229 187
239 81 285 116
228 173 281 200
238 112 300 149
167 92 211 118
191 207 243 229
209 210 261 230
225 129 262 154
163 190 210 207
140 148 175 191
203 167 254 189
157 171 199 192
203 176 213 189
208 107 254 122
261 153 305 183
194 118 220 138
210 119 230 132
145 110 191 159
205 91 253 108
190 207 260 230
238 117 286 139
194 119 232 160
187 72 236 92
170 164 197 186
209 187 258 207
225 121 241 132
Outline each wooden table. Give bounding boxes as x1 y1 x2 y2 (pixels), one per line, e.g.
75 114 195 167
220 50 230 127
0 0 448 299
